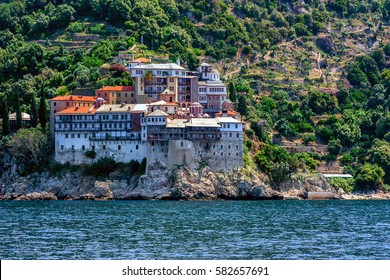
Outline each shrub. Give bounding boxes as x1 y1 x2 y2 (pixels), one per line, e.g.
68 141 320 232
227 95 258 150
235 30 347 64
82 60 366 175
329 178 355 193
83 157 117 177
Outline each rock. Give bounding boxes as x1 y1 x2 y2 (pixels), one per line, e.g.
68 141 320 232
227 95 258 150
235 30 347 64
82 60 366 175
16 192 57 200
316 36 335 55
337 188 345 195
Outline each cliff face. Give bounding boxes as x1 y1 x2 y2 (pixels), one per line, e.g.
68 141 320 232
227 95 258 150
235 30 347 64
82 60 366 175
0 159 338 200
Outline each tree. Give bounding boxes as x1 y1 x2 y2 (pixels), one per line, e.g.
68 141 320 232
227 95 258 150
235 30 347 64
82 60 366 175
328 139 342 155
347 63 369 86
143 70 154 94
369 139 390 182
8 127 49 171
107 0 132 24
15 92 22 131
355 163 385 189
1 93 10 136
38 85 47 129
228 82 236 102
237 94 248 116
85 150 97 163
30 92 38 127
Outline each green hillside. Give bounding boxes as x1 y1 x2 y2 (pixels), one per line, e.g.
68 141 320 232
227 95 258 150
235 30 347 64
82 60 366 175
0 0 389 192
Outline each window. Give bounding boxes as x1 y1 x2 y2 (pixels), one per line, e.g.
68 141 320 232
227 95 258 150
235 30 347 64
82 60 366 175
85 134 88 138
54 102 57 106
71 145 74 150
71 133 75 138
65 133 69 138
92 146 95 150
235 124 238 129
61 145 64 150
103 145 106 150
82 145 85 150
181 141 183 147
237 133 240 138
77 134 80 138
136 145 139 150
118 145 121 150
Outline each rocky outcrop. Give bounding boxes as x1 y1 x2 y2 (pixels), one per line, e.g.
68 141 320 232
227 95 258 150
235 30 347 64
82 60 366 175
2 159 376 200
316 36 335 55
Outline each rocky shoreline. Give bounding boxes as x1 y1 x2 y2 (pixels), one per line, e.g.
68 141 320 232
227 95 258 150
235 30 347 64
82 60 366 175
1 160 389 201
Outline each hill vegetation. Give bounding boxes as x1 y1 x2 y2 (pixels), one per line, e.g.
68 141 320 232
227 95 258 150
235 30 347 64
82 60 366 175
0 0 389 192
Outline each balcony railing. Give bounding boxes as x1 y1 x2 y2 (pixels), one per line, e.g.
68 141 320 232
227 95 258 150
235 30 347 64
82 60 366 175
90 135 141 141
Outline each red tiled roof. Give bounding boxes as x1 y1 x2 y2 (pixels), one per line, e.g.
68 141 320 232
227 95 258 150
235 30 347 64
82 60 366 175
71 96 97 102
51 95 97 102
215 110 240 117
96 86 135 92
56 106 97 115
131 57 151 63
51 95 72 101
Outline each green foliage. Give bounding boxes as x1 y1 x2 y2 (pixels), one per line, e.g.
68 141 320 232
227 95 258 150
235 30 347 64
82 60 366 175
228 82 236 102
1 93 10 136
328 139 342 155
38 85 48 129
369 139 390 183
129 160 141 175
140 158 147 175
329 178 355 193
68 22 85 33
305 91 338 115
8 127 50 172
83 157 118 177
355 163 385 189
84 150 97 162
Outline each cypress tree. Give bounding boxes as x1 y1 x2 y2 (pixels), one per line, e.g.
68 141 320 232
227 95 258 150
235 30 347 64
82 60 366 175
38 85 47 129
1 94 10 136
16 93 22 131
30 93 38 127
228 82 237 102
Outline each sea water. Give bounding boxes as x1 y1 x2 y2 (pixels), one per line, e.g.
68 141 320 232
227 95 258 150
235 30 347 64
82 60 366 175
0 200 389 259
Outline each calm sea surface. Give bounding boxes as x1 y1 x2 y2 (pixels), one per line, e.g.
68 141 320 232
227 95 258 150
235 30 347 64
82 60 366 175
0 200 389 260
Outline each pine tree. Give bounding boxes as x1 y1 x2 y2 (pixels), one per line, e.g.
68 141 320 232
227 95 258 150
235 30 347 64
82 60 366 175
228 82 237 102
38 85 47 129
30 93 38 127
1 94 10 136
16 93 22 131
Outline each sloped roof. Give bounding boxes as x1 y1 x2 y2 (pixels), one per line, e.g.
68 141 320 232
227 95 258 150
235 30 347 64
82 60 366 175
132 63 185 71
131 57 151 63
9 112 30 121
147 109 169 117
96 86 135 92
217 117 241 123
56 106 97 115
51 95 96 102
96 104 135 113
